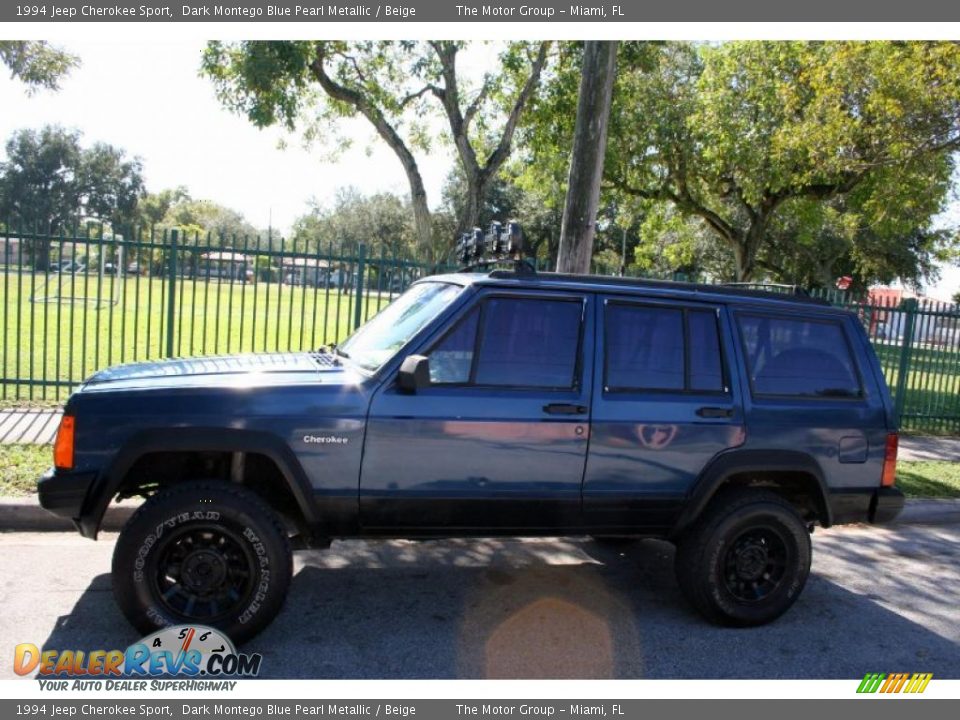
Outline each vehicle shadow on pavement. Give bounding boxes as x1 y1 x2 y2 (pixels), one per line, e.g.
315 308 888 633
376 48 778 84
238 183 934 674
40 533 960 680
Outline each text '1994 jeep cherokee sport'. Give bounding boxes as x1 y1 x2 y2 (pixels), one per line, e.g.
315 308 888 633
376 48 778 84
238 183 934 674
39 252 904 642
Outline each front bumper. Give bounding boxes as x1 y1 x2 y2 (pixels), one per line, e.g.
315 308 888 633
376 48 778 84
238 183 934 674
37 467 97 521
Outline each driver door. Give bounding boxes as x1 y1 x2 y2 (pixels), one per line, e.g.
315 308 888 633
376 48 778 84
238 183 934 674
359 291 594 532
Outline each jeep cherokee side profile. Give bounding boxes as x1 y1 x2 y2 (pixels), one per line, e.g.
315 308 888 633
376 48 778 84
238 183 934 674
38 271 904 642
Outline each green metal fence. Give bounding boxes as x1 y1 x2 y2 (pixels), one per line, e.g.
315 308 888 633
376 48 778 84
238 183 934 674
825 293 960 435
1 224 450 404
3 224 959 434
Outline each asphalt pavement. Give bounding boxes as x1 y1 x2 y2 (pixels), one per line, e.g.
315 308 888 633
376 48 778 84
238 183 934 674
1 523 958 680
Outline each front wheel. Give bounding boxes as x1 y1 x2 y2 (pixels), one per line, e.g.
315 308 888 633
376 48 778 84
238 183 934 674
674 489 811 627
112 481 292 645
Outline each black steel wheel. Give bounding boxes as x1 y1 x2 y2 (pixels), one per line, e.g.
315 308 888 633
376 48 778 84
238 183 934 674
721 526 788 602
674 489 811 626
152 524 256 622
112 481 292 644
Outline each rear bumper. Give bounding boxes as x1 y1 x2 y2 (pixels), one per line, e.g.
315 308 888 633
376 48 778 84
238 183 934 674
37 467 97 521
870 486 905 524
829 486 905 525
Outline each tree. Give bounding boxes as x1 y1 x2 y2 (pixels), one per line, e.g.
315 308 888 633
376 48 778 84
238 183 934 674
556 41 617 274
0 126 145 267
759 195 956 289
137 186 191 227
517 42 661 267
604 41 960 281
202 41 549 253
427 41 549 237
953 290 960 305
291 188 416 257
161 198 259 244
0 41 78 92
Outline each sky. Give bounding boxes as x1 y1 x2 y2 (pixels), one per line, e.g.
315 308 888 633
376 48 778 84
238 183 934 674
1 39 958 301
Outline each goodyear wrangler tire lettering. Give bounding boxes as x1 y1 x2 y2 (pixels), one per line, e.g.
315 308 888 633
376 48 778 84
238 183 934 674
112 481 292 645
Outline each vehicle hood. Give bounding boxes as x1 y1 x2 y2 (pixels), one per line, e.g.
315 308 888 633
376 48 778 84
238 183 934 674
79 351 362 392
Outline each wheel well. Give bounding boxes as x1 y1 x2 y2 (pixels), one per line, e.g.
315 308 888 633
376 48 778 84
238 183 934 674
717 470 829 527
114 451 308 535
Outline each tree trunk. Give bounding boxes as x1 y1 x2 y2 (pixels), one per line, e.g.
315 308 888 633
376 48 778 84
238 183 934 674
458 172 487 236
431 41 549 237
403 160 434 252
310 45 434 253
734 213 773 282
556 41 618 274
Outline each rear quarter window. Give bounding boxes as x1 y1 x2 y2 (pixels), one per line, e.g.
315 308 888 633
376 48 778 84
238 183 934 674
737 313 862 399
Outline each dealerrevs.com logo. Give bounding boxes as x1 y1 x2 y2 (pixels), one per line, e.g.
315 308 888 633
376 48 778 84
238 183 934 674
13 625 261 690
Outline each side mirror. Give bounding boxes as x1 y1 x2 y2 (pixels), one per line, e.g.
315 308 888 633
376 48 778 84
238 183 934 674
397 355 431 393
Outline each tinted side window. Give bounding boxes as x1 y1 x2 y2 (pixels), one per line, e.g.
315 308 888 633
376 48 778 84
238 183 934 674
605 304 725 393
738 314 861 398
428 308 479 384
606 305 684 390
474 297 582 388
689 310 724 392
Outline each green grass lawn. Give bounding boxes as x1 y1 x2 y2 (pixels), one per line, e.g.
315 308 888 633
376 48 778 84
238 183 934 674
0 444 50 496
0 271 392 403
2 444 957 499
894 461 960 498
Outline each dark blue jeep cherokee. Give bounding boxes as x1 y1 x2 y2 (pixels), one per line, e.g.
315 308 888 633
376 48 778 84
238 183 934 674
38 269 904 641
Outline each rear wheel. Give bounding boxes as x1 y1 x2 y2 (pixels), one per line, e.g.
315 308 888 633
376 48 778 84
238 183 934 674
674 489 811 626
112 481 292 644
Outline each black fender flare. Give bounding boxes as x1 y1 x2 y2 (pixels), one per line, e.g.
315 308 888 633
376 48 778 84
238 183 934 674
670 449 832 538
78 427 317 539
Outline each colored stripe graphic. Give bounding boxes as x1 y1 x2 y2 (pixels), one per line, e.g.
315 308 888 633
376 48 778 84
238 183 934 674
857 672 932 694
857 673 885 693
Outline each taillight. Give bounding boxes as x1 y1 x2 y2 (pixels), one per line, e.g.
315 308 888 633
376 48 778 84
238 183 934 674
881 432 898 487
53 415 75 470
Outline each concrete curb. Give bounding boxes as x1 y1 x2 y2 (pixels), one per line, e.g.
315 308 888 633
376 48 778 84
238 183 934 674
893 498 960 526
1 495 959 532
0 497 136 532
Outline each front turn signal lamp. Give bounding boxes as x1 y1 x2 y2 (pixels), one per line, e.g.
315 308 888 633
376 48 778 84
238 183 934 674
53 415 75 470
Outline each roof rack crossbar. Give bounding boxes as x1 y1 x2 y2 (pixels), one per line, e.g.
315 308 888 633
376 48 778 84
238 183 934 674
719 282 811 298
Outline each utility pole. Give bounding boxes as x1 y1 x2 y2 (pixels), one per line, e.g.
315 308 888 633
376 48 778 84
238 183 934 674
620 225 627 276
556 41 618 275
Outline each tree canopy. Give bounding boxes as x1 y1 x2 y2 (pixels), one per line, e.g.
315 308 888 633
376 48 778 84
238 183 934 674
201 40 549 254
603 41 960 283
517 41 960 287
291 188 416 257
0 126 145 233
0 41 78 92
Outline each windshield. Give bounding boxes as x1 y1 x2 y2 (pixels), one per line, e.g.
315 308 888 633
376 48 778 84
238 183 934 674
337 281 464 373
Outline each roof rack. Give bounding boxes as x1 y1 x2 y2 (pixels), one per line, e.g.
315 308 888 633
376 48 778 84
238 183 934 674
481 271 830 306
720 282 811 298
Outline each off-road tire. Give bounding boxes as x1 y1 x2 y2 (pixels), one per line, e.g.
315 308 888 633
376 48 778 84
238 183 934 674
112 481 292 645
674 489 811 627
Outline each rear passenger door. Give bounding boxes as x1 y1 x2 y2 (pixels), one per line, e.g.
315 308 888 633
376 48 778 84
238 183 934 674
582 296 745 532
